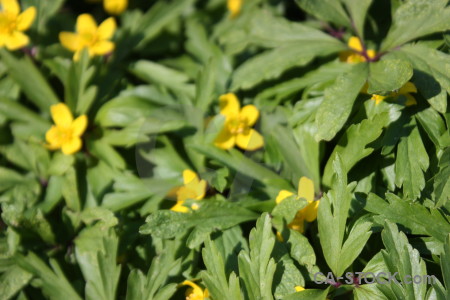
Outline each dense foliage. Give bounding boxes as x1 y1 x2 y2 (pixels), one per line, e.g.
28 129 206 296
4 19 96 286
0 0 449 299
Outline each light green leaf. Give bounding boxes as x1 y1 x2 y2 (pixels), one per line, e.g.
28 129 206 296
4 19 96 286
238 213 276 300
0 266 32 300
381 0 450 51
288 230 316 271
139 200 258 248
315 63 369 141
201 238 244 300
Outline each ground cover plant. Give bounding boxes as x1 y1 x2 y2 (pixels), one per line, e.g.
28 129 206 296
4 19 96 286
0 0 449 299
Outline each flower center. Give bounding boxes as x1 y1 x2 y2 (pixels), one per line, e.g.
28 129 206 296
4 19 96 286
54 126 74 145
80 32 98 46
227 116 248 135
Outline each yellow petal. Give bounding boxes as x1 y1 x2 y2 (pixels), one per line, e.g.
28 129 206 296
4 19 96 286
176 186 197 202
51 103 73 127
16 6 36 31
214 127 236 150
236 128 264 151
97 17 116 40
399 82 417 94
275 190 294 204
171 200 189 213
240 105 259 127
103 0 127 15
295 286 305 292
5 31 29 50
61 137 82 155
302 200 319 222
76 13 97 34
227 0 242 18
297 176 314 203
367 49 376 59
348 36 363 52
193 179 207 200
288 214 305 233
404 94 417 107
91 40 114 55
219 93 240 116
276 231 284 242
1 0 20 16
59 32 82 52
371 94 386 105
45 126 63 149
183 169 199 185
180 280 205 298
71 115 88 137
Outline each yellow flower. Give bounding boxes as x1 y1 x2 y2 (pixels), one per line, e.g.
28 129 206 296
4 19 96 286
295 286 305 292
214 93 264 151
227 0 243 18
0 0 36 50
371 82 418 106
86 0 127 15
59 13 116 61
276 177 319 234
340 36 376 63
45 103 88 155
180 280 209 300
170 170 207 213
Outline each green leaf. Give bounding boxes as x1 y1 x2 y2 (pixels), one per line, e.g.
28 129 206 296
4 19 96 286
22 0 64 34
367 58 413 94
191 144 291 190
65 54 98 114
416 108 449 149
318 154 368 276
15 253 82 300
201 238 244 300
0 266 32 300
125 242 180 300
139 200 258 248
294 0 350 27
0 97 50 133
247 9 347 48
270 125 319 192
129 60 195 98
62 167 81 212
315 63 369 141
283 288 329 300
88 139 126 170
365 193 450 243
396 44 450 113
433 150 450 208
380 0 450 51
135 0 195 48
0 50 59 112
395 120 429 200
231 40 345 91
441 234 450 298
380 221 428 300
238 213 276 300
288 230 316 271
343 0 373 38
75 229 121 300
272 196 307 227
354 283 388 300
322 113 389 187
